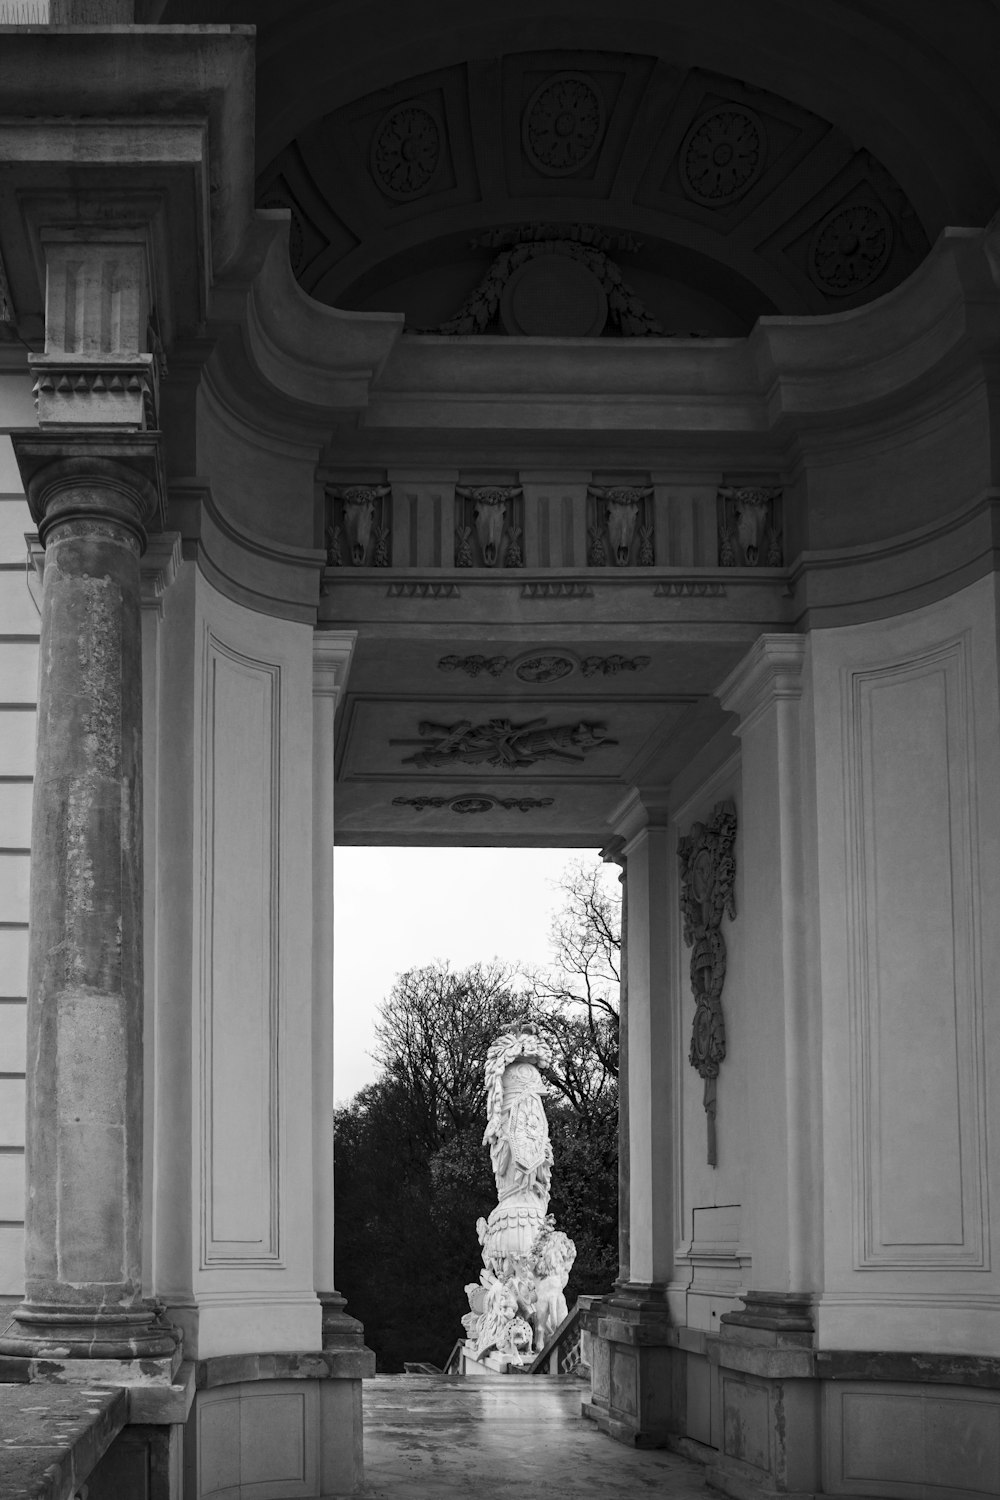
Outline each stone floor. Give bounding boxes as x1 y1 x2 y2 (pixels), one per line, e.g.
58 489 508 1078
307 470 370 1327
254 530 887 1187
362 1374 714 1499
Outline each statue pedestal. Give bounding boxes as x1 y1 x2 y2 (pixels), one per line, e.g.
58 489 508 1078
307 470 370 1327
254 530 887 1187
460 1346 527 1377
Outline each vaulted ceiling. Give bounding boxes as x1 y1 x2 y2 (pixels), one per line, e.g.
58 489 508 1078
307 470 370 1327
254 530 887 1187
155 1 1000 334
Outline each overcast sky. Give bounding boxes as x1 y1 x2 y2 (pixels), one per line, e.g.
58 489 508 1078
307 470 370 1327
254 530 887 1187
332 845 613 1103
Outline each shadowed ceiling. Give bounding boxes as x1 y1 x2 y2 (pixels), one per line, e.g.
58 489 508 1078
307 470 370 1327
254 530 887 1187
155 0 1000 335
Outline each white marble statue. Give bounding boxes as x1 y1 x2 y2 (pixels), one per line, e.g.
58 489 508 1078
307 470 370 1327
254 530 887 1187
461 1031 576 1366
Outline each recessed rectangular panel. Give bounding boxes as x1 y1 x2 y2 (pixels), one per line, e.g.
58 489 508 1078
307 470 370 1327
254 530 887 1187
0 928 27 998
845 637 987 1268
0 712 36 776
0 1076 25 1147
201 634 281 1266
0 999 25 1070
0 1222 24 1296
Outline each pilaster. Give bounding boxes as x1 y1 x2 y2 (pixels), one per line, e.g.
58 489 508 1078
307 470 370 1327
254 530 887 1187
312 631 371 1359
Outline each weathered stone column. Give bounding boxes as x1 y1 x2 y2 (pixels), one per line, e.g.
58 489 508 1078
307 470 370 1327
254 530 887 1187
0 433 174 1368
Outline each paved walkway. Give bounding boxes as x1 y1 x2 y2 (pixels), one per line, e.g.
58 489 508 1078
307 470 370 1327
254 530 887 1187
362 1374 714 1499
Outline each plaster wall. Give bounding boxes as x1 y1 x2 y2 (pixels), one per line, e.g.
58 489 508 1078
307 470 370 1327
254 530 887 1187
809 573 1000 1356
0 435 35 1304
152 566 322 1359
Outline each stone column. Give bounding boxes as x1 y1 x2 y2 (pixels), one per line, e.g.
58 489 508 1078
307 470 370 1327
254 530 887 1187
311 631 369 1353
584 793 676 1447
0 432 175 1369
599 836 629 1286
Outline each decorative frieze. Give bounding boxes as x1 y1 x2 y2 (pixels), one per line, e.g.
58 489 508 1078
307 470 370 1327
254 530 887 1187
587 486 654 566
678 799 738 1167
718 486 783 567
392 794 555 814
385 581 460 598
326 485 391 567
455 486 524 567
521 581 593 598
654 580 727 597
393 717 616 769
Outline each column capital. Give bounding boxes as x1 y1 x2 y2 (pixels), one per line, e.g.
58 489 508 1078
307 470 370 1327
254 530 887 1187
606 786 672 848
313 629 357 701
716 633 806 735
13 430 165 551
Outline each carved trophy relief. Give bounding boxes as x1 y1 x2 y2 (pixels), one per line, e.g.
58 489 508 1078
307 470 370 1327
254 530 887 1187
326 484 392 567
391 717 616 770
455 486 525 567
586 485 654 566
437 651 651 681
678 800 738 1167
392 794 554 814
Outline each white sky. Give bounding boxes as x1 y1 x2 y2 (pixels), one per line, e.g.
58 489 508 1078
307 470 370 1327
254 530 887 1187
332 845 611 1103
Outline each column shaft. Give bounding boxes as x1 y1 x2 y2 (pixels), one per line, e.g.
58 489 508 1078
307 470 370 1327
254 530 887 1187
0 444 172 1361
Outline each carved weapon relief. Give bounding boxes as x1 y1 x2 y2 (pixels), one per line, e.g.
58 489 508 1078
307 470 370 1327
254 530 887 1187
717 486 782 567
678 799 738 1167
326 485 392 566
587 486 655 565
392 717 616 769
455 486 525 567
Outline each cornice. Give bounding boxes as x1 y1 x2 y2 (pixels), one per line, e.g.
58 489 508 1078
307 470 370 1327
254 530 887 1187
716 634 806 735
313 631 358 701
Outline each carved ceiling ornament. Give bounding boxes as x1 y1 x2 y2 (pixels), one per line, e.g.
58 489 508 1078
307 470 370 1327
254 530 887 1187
425 240 669 338
680 105 767 206
808 202 893 295
393 717 616 770
717 485 783 567
522 72 605 175
678 800 738 1167
393 794 555 814
435 651 651 681
587 485 655 565
326 484 392 567
370 102 442 198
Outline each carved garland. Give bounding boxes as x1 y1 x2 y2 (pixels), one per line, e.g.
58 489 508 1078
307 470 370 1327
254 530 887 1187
392 794 554 814
678 800 738 1167
424 240 670 337
437 652 651 681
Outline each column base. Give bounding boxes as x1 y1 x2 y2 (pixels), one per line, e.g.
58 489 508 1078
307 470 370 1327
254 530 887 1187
0 1301 182 1385
581 1283 679 1447
320 1291 368 1352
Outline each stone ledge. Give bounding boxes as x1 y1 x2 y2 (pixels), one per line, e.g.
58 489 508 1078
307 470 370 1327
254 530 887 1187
127 1359 196 1426
816 1349 1000 1389
195 1348 376 1389
0 1382 127 1500
707 1336 815 1380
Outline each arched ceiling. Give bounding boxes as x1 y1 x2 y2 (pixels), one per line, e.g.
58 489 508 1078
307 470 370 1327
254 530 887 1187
156 1 1000 333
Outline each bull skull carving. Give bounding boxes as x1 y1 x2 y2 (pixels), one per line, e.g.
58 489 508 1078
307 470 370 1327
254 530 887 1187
587 485 653 566
455 485 524 568
327 484 392 566
718 486 782 567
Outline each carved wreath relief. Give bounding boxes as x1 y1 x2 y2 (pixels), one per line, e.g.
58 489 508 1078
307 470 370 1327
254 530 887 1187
678 799 737 1167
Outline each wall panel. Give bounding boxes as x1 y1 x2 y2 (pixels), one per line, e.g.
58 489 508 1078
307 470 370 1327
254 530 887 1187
843 635 987 1269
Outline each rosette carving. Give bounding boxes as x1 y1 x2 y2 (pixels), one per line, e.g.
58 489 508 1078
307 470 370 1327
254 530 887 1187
523 73 605 175
680 106 766 206
809 202 893 295
371 103 441 198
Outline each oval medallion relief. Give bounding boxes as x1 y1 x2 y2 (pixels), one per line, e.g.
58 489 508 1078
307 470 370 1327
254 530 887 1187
499 255 608 337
